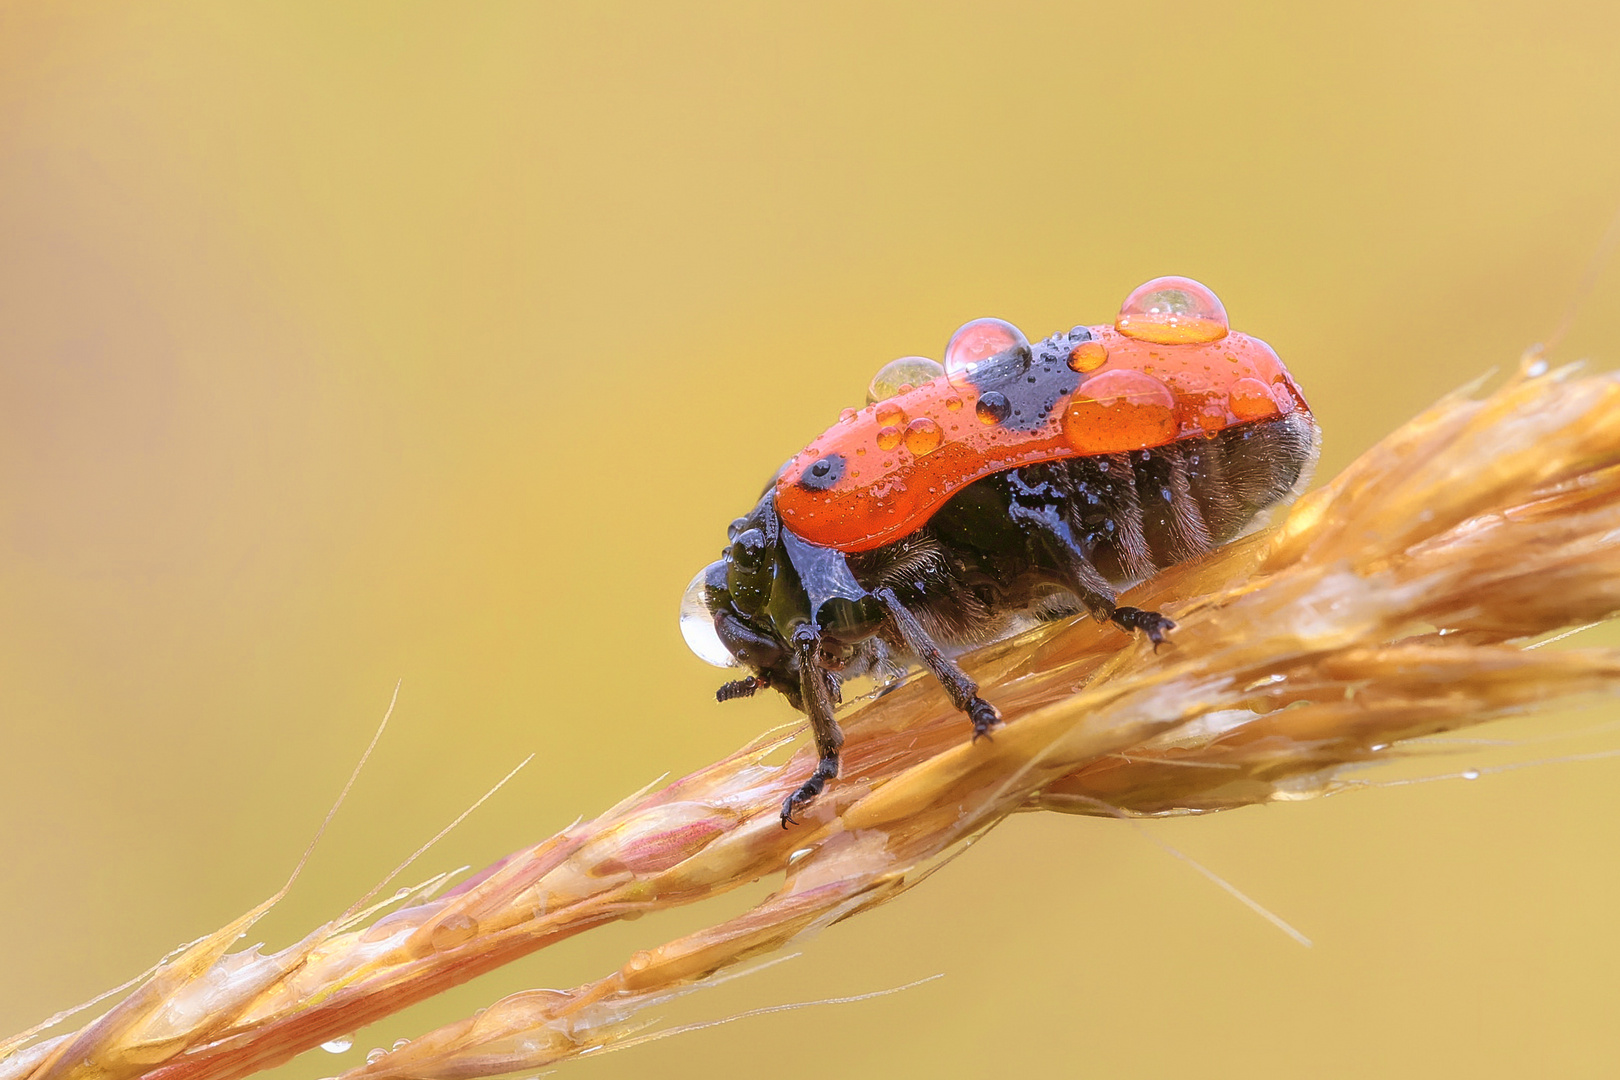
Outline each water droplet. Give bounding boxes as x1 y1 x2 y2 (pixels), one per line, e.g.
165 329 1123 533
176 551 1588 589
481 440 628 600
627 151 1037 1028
876 425 903 451
1370 743 1389 752
1068 340 1108 373
839 407 858 423
945 318 1030 386
392 1040 410 1051
975 391 1011 425
1462 768 1481 780
628 949 653 972
1115 276 1229 344
1229 377 1281 421
944 395 963 412
1063 370 1178 453
366 1049 387 1064
868 356 945 403
679 566 740 669
903 417 943 455
874 401 907 428
321 1038 354 1054
428 913 479 951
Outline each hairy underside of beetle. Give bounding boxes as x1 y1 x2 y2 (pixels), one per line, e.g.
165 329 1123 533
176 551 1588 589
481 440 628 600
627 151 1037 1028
848 409 1320 655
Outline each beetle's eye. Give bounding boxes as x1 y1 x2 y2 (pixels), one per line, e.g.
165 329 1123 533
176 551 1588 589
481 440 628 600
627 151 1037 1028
944 318 1030 387
1115 276 1229 345
680 565 740 668
867 355 946 404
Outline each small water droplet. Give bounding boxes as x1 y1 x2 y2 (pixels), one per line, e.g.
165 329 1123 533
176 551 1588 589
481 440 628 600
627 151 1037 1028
1462 768 1481 780
1370 743 1389 752
839 407 858 423
1527 358 1549 377
944 395 963 412
366 1049 387 1064
975 391 1011 425
321 1038 354 1055
428 913 479 951
876 425 903 451
903 417 943 455
392 1040 410 1051
1229 377 1281 421
1068 340 1108 372
874 401 907 428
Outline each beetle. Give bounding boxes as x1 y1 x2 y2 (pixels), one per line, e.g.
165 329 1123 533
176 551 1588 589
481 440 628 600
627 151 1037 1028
680 277 1319 826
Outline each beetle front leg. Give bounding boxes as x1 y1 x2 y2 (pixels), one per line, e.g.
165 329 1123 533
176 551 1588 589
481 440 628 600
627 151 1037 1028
872 586 1001 738
780 626 845 827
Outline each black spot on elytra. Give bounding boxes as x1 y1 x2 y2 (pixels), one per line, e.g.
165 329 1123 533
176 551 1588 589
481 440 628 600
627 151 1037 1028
797 452 846 492
967 331 1083 432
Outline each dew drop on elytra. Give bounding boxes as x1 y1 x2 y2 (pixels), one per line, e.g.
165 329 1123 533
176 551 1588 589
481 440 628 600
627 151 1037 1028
904 417 943 455
868 356 945 404
1068 340 1108 373
945 318 1030 387
1115 276 1229 345
975 391 1011 425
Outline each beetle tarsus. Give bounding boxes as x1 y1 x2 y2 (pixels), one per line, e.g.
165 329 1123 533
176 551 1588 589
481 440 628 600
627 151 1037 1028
781 753 840 827
1111 606 1176 649
968 697 1001 740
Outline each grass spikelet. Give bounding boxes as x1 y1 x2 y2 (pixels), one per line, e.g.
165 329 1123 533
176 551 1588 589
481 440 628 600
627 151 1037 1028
9 358 1620 1080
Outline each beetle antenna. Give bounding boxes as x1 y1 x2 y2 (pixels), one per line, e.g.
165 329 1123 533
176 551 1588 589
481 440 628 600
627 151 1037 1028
717 675 769 702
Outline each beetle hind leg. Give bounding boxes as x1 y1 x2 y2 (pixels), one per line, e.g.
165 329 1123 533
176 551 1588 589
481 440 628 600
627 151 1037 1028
1110 605 1176 648
1010 493 1177 649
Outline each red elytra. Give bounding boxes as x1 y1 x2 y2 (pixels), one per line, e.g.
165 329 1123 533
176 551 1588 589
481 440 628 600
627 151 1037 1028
776 314 1310 553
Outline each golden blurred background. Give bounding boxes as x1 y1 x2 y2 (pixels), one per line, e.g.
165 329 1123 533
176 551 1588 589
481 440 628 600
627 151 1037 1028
4 2 1620 1076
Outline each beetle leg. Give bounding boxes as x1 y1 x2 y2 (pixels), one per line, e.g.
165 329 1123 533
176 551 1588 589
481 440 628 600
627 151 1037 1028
1008 498 1177 648
1109 605 1176 648
780 626 845 827
871 586 1001 738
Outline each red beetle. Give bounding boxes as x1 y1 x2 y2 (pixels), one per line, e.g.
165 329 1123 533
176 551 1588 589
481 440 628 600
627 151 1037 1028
682 277 1318 824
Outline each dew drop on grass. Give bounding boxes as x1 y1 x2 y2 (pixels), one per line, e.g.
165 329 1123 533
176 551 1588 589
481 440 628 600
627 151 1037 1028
321 1038 354 1054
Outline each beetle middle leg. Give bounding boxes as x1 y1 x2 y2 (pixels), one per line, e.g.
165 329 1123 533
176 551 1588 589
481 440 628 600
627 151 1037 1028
871 586 1001 738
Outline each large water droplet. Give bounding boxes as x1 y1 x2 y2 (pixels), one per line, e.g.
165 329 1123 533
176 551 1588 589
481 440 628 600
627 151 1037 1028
868 356 945 403
1115 276 1229 344
876 425 903 451
321 1038 354 1055
945 318 1030 386
679 566 739 668
1063 370 1178 452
